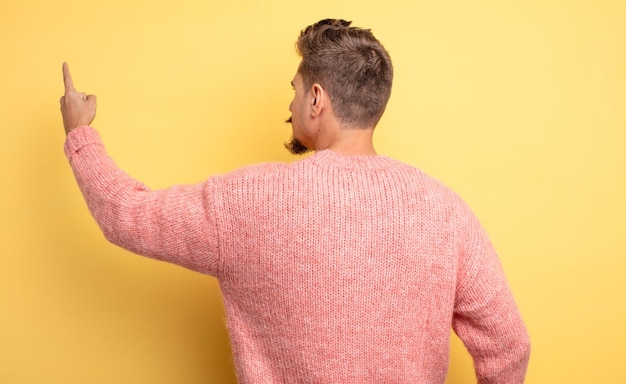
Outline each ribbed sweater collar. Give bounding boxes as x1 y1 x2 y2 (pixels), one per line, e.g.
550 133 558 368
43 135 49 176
308 149 395 169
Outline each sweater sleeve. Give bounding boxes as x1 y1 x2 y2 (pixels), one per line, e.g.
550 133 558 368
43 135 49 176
64 126 221 276
452 208 531 384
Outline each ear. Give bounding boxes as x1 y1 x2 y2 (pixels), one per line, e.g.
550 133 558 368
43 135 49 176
309 83 326 118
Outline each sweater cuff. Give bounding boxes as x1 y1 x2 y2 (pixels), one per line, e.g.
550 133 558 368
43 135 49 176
64 126 103 160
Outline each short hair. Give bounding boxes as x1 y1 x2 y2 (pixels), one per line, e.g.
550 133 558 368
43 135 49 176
296 19 393 129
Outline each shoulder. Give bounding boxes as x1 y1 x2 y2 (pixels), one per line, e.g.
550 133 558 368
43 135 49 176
388 157 463 201
208 157 313 193
221 161 289 179
386 157 481 227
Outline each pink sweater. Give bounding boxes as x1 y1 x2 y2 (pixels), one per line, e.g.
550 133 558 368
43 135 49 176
65 126 530 383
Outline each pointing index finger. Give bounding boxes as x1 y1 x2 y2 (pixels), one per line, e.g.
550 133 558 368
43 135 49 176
62 62 75 94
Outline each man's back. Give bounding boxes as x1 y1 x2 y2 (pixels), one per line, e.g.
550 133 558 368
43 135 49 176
215 150 460 382
210 150 527 383
65 130 529 383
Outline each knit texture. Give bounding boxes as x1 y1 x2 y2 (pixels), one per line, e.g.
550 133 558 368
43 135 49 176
65 126 530 383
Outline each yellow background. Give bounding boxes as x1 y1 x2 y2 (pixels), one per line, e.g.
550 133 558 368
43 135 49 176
1 0 624 382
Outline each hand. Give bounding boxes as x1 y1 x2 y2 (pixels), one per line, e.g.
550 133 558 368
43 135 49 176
60 62 97 135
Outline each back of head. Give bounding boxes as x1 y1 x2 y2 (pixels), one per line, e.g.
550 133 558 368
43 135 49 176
296 19 393 129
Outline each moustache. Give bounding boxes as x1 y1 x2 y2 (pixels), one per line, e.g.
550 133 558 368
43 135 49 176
285 116 292 124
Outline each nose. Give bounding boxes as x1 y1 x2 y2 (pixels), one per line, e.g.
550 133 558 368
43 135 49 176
289 101 293 112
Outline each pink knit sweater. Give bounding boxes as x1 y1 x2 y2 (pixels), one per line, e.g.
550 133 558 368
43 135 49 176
65 126 530 383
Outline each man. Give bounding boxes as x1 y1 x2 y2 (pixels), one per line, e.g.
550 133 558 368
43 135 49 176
61 19 530 383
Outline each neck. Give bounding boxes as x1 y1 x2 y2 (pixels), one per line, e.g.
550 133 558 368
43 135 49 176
317 128 377 156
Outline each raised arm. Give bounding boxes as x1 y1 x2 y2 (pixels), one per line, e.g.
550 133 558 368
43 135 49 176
60 64 221 275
